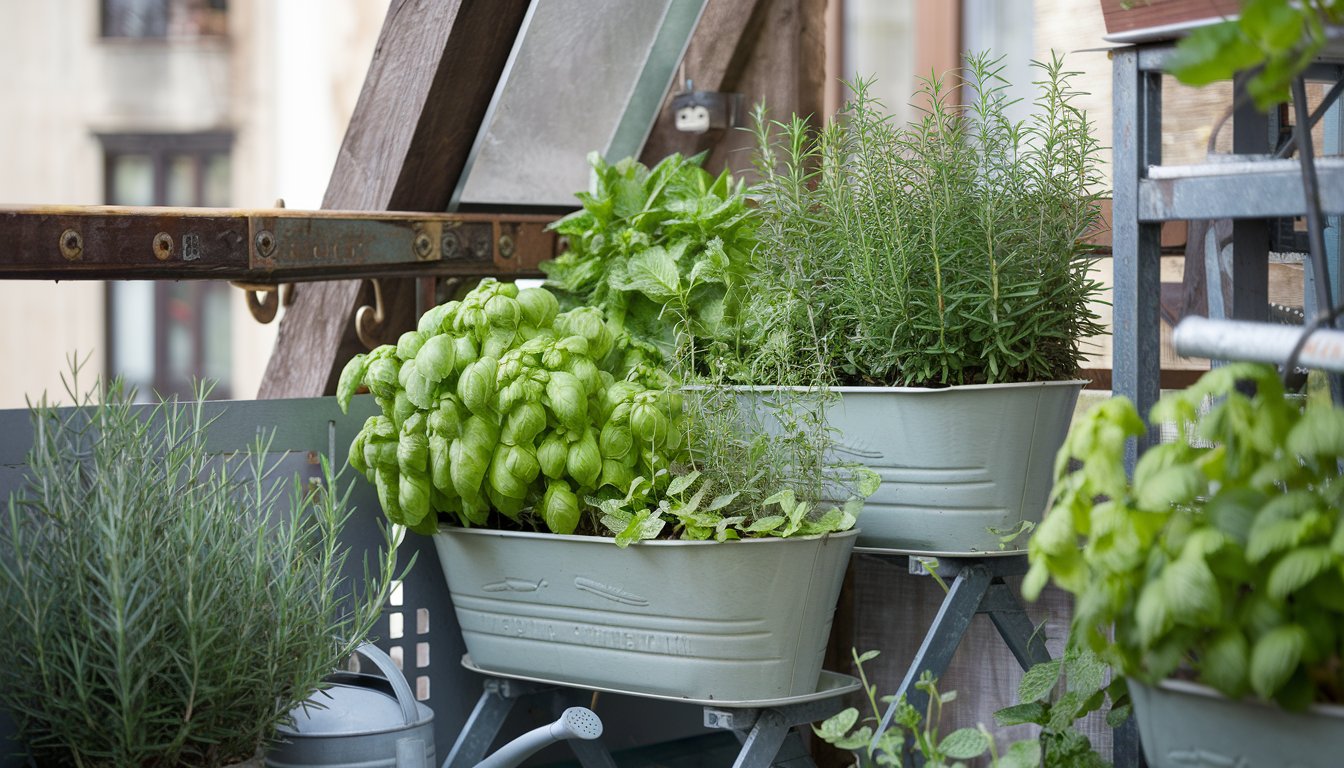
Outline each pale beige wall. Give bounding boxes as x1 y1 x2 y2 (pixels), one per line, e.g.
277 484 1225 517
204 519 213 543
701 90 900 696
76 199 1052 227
0 1 108 405
0 0 388 408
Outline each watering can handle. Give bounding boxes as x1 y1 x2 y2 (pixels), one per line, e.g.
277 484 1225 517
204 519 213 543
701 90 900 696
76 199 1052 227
354 642 420 727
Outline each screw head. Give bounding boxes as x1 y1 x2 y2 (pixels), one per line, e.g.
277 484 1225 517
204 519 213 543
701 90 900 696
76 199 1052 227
152 232 174 261
413 232 434 259
441 233 460 260
59 229 82 260
255 230 276 257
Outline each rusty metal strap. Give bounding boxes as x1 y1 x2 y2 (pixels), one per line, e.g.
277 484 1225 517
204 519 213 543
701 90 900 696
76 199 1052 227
0 205 559 281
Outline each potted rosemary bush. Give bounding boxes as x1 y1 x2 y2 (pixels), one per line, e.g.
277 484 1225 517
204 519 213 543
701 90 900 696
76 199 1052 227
336 277 875 702
741 52 1106 553
1025 363 1344 767
0 370 399 767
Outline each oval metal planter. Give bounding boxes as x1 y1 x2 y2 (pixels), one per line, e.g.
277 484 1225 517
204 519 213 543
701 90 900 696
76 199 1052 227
734 381 1084 555
1130 678 1344 768
432 527 857 702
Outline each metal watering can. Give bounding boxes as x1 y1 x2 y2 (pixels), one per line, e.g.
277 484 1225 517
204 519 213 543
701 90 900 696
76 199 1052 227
266 644 602 768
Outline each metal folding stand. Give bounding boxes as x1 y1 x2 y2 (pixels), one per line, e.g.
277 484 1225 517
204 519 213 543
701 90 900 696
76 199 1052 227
864 553 1051 756
443 661 861 768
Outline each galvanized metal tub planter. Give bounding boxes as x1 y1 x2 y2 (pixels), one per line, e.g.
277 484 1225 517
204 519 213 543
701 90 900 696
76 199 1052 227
1130 678 1344 768
737 381 1084 555
432 527 857 701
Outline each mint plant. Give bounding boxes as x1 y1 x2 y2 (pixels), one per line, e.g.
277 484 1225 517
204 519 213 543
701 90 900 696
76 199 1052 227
993 649 1127 768
1026 363 1344 709
815 648 1116 767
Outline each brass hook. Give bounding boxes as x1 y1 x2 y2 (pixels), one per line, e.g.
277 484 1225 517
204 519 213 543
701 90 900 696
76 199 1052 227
355 279 387 350
232 281 293 324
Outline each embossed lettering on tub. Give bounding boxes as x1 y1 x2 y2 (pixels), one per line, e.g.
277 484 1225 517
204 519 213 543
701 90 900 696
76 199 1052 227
574 577 649 606
482 577 548 592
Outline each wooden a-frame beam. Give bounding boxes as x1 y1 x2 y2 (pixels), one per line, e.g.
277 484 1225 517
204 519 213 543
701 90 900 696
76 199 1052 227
259 0 532 400
259 0 827 400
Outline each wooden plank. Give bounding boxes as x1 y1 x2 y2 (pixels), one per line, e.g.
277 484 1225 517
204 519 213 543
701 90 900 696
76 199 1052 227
260 0 532 401
639 0 768 167
639 0 826 179
701 0 828 177
0 205 554 281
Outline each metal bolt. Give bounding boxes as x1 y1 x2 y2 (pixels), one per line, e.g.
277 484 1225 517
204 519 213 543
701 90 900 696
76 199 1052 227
58 229 82 260
413 232 434 260
498 233 516 259
152 232 174 261
255 230 276 257
472 234 490 261
441 233 461 260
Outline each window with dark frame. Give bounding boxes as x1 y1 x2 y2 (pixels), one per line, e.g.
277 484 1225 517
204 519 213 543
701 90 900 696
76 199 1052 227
99 132 234 401
102 0 228 39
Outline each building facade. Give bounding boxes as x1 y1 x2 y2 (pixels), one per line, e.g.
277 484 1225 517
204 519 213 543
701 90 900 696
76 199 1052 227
0 0 388 406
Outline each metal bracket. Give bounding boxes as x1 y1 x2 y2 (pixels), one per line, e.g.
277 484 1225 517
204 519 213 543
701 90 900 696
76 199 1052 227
0 206 559 282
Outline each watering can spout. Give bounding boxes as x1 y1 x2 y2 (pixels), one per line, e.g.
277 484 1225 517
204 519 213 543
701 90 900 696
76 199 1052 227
472 707 603 768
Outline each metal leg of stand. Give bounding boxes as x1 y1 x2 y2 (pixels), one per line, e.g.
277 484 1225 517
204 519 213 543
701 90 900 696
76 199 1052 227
867 556 1053 765
443 678 553 768
983 582 1051 668
443 684 521 768
873 562 994 734
706 695 846 768
568 739 619 768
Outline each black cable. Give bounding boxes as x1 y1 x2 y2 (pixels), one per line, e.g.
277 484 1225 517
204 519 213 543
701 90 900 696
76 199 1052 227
1283 302 1344 386
1285 77 1341 392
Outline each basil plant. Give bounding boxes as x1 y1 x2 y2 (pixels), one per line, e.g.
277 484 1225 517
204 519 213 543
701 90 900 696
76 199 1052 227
338 279 682 536
1027 364 1344 709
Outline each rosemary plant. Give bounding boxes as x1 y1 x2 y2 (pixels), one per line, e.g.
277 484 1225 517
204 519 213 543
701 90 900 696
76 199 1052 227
746 52 1106 387
0 369 400 767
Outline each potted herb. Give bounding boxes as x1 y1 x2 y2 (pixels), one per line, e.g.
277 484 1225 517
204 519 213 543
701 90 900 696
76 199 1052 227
1167 0 1343 111
0 370 399 767
738 52 1106 553
540 151 757 373
336 279 875 702
1025 363 1344 766
812 649 1118 767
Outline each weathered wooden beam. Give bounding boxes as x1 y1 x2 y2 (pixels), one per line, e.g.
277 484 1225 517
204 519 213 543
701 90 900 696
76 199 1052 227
260 0 532 401
640 0 827 178
639 0 769 167
0 205 554 282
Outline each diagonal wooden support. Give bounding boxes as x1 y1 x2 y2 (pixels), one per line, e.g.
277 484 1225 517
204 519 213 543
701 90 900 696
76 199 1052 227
259 0 532 400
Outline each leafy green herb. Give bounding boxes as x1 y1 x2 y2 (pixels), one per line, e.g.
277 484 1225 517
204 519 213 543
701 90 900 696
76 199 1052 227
815 649 1113 767
0 365 400 767
1169 0 1341 111
747 52 1105 387
340 279 683 536
1026 362 1344 708
541 152 757 373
